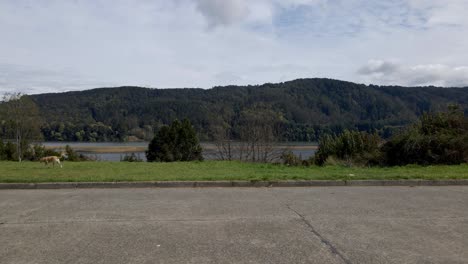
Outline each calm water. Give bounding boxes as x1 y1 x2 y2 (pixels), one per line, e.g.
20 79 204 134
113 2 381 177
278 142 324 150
42 142 149 148
42 142 317 162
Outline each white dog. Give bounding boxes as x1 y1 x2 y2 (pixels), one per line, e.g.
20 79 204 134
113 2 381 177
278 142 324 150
40 155 63 168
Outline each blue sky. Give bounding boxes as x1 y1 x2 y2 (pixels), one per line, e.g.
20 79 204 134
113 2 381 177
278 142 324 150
1 0 468 94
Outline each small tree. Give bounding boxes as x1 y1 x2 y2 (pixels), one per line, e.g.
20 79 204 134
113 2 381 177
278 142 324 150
146 119 203 162
212 123 234 161
236 105 284 162
0 93 42 161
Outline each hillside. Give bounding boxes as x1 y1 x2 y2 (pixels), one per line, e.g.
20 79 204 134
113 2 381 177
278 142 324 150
30 78 468 142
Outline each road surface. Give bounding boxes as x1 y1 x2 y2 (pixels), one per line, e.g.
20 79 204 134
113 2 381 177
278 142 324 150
1 187 467 263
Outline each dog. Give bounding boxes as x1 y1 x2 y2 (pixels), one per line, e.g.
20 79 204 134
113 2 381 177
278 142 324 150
40 155 63 168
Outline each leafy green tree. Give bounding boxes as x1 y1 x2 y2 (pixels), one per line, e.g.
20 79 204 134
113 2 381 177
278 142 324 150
146 119 203 162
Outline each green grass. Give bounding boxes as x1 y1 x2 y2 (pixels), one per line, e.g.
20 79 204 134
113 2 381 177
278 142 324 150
0 161 467 183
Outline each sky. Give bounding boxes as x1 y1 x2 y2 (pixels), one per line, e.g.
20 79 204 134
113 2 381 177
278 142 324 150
1 0 468 94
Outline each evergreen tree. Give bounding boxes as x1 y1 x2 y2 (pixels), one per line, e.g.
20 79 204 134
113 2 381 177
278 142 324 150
146 119 203 162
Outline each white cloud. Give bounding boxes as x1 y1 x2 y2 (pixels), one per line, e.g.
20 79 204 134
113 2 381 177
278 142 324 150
0 0 468 94
358 60 468 87
357 60 400 76
194 0 327 28
0 63 118 95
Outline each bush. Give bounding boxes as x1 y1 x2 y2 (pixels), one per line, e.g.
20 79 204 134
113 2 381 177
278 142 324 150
0 139 33 161
382 105 468 165
281 150 303 166
121 153 143 162
0 142 89 161
64 145 90 161
0 139 5 160
0 139 9 160
23 144 46 161
3 143 62 161
314 130 382 166
146 119 203 162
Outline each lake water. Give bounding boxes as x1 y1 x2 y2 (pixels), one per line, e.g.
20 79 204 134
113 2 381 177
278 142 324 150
41 142 317 162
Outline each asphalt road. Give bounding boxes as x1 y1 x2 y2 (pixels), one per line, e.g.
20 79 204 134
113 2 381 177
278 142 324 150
0 187 467 264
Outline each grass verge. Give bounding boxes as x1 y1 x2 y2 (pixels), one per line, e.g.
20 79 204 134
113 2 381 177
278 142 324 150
0 161 467 183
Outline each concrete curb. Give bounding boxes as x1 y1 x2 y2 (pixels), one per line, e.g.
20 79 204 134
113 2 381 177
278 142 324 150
1 180 468 189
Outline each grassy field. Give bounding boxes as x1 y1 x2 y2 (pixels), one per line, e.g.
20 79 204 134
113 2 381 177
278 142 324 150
0 161 467 183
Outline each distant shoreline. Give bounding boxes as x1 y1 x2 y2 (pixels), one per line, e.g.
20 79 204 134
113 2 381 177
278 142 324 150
42 142 318 154
44 145 147 153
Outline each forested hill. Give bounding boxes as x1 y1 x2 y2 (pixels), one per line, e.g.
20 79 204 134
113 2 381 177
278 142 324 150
31 78 468 142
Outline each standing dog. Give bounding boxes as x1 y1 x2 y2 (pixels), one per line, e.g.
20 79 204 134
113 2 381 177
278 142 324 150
40 155 63 168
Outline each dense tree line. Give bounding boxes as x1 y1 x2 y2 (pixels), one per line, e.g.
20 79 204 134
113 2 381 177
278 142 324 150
2 78 468 142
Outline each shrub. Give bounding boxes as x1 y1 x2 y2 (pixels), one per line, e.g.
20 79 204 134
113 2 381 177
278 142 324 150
121 153 143 162
0 140 22 161
314 130 382 166
280 150 303 166
382 105 468 165
23 144 46 161
64 145 90 161
0 142 89 161
0 139 5 160
0 139 7 160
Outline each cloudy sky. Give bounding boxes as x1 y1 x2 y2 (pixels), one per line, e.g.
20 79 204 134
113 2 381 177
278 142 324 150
1 0 468 94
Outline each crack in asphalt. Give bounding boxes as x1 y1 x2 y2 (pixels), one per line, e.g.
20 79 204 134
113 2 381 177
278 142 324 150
286 204 352 264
